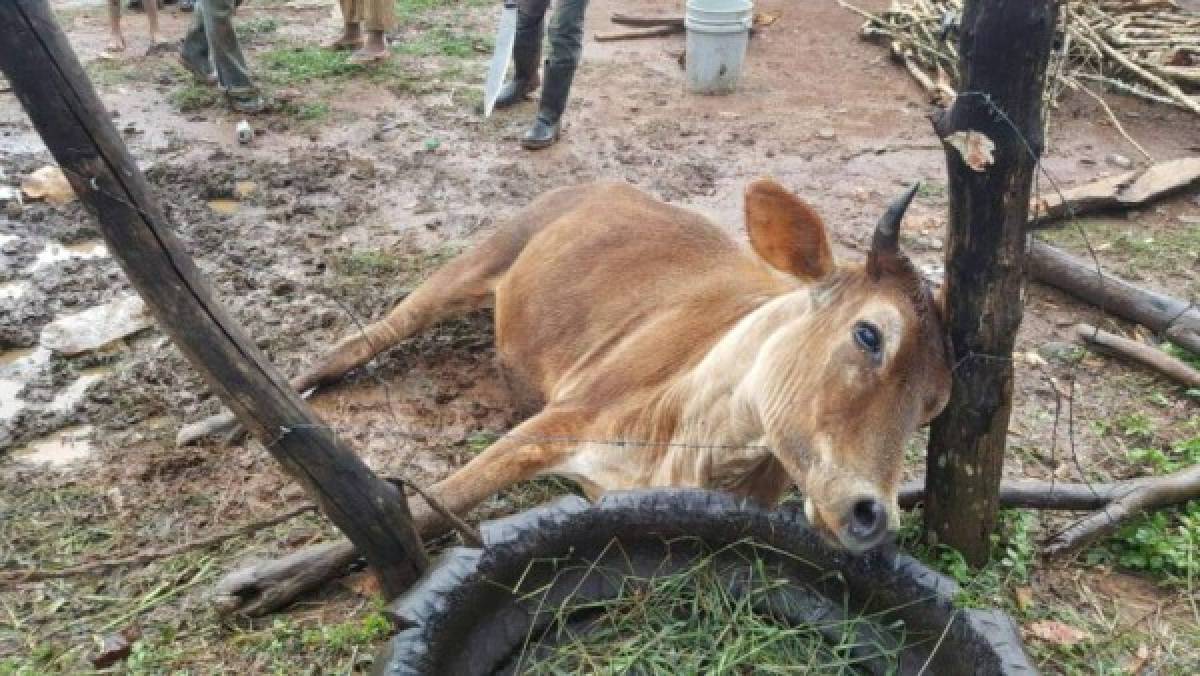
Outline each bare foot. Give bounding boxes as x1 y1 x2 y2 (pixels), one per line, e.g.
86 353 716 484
349 37 389 64
323 24 364 51
105 35 127 54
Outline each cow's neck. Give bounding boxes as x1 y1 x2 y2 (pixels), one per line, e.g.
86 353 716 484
651 289 815 488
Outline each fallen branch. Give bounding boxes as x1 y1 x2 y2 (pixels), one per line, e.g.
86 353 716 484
611 12 684 28
1043 464 1200 558
1029 157 1200 225
0 503 315 583
1028 239 1200 355
899 476 1150 510
1072 323 1200 388
594 26 683 42
211 539 359 617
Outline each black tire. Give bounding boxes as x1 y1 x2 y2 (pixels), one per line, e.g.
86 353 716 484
375 489 1035 676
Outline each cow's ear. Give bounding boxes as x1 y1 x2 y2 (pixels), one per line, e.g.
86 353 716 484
744 178 835 281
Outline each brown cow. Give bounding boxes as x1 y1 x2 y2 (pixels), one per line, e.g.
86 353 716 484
188 178 951 561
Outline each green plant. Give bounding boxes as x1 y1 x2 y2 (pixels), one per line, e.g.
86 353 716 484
236 17 280 41
171 83 220 112
395 28 490 58
260 47 362 84
1115 412 1154 441
1090 501 1199 579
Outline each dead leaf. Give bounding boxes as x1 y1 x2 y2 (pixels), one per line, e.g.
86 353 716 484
21 166 75 204
753 11 780 27
233 181 258 200
340 571 381 598
1124 643 1150 675
1026 619 1092 646
1013 586 1034 612
90 628 140 668
943 130 995 172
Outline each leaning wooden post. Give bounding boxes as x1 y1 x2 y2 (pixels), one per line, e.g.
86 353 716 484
924 0 1059 564
0 1 427 595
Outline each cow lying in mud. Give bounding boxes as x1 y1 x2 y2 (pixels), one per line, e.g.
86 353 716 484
187 179 953 610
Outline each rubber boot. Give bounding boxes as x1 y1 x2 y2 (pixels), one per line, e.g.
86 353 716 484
521 60 576 150
493 15 543 108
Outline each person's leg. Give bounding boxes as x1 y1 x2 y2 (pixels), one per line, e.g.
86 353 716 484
106 0 126 53
349 0 395 63
144 0 160 46
325 0 364 50
522 0 588 149
200 0 264 112
494 0 550 108
180 0 214 81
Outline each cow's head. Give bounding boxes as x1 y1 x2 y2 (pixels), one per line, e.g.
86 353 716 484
740 178 952 553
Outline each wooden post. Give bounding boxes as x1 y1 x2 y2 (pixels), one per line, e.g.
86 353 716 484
924 0 1059 564
0 1 427 595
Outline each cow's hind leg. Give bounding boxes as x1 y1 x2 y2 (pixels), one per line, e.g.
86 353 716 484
210 408 582 615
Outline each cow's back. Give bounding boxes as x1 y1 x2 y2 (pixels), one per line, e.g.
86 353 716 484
493 182 791 408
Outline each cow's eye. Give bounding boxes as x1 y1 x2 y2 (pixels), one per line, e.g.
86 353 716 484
854 321 882 355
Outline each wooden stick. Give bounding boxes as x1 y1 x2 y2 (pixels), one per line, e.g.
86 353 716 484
0 0 427 598
610 12 684 28
1072 323 1200 388
1068 78 1153 160
899 476 1158 510
1043 464 1200 558
1074 8 1200 115
1028 240 1200 355
593 26 683 42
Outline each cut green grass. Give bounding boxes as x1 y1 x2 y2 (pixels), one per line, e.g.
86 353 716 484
512 539 912 674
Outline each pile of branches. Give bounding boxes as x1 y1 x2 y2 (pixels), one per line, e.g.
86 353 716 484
841 0 1200 119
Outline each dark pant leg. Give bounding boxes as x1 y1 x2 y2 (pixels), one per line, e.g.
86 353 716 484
537 0 588 122
546 0 587 72
198 0 257 94
180 1 210 71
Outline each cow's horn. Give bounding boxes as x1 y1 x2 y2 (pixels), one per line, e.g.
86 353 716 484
868 183 920 277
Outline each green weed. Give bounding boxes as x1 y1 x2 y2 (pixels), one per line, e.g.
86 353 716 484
395 28 491 58
259 47 362 84
171 82 220 112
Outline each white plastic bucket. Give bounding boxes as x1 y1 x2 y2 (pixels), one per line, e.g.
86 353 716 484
685 0 753 95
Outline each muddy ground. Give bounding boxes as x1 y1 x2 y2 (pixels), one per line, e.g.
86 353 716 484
1 0 1199 672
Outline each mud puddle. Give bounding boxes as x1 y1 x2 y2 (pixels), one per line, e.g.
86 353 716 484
14 425 97 467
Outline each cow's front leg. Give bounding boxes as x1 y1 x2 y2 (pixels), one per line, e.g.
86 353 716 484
210 408 583 616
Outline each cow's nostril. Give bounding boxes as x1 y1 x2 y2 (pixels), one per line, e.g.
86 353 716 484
847 498 887 542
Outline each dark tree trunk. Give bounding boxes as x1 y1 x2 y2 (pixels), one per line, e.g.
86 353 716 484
0 0 427 596
924 0 1060 564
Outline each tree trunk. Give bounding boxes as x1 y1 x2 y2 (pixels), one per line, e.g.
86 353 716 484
0 0 427 597
924 0 1059 564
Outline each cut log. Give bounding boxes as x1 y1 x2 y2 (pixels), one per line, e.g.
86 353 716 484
1028 240 1200 355
0 0 427 599
1043 464 1200 558
1071 323 1200 388
1029 157 1200 225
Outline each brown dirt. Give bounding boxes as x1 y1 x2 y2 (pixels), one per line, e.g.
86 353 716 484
1 0 1198 672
